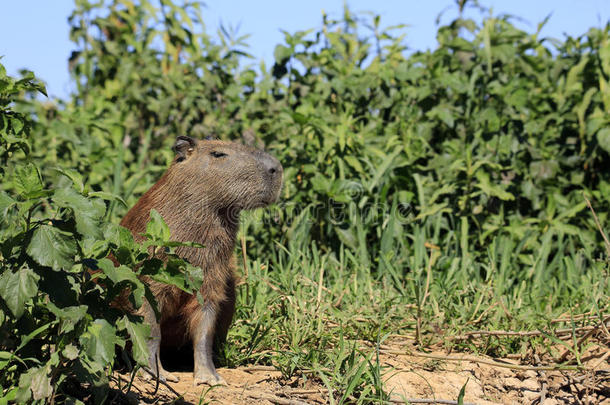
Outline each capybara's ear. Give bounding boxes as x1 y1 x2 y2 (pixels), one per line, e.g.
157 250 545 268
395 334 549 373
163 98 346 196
173 136 197 161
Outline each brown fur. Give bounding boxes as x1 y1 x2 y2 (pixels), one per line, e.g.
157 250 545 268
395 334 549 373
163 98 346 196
119 136 282 383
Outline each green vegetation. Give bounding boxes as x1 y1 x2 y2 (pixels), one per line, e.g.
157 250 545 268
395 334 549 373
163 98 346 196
1 0 609 403
0 63 204 403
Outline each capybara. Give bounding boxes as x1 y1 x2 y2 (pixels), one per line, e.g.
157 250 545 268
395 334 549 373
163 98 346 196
120 135 282 385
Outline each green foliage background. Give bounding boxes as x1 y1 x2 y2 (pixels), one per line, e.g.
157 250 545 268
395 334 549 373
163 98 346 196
1 0 609 403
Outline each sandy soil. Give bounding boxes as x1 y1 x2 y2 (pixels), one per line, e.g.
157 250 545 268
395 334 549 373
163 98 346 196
109 339 609 404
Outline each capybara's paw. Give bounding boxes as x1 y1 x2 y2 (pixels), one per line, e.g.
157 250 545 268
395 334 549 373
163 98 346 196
193 370 226 386
161 370 180 383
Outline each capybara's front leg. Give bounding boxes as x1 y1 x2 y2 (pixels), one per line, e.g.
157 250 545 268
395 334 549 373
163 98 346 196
214 276 236 355
140 301 179 383
192 304 226 386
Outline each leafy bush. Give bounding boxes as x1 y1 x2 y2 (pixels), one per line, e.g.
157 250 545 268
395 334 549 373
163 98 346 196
27 1 610 263
0 65 202 403
2 0 609 402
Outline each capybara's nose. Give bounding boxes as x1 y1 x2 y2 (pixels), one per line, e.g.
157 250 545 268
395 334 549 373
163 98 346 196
258 152 283 178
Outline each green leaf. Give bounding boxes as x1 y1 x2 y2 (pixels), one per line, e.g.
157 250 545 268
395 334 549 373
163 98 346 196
344 155 364 174
475 171 515 201
291 112 308 125
88 191 127 207
565 56 587 94
27 225 77 271
54 187 106 238
367 147 402 193
550 221 581 236
273 44 292 63
427 105 455 128
15 323 51 354
16 369 33 403
62 343 79 361
97 258 145 307
148 258 191 293
311 175 331 193
46 302 88 334
0 267 39 318
0 351 13 370
185 262 204 291
10 116 24 135
13 163 43 198
555 201 587 221
97 258 138 284
529 160 559 181
380 198 398 259
119 316 150 366
79 319 117 365
0 191 16 217
457 378 468 405
21 365 52 401
335 226 357 250
478 108 500 132
103 223 136 250
339 356 369 402
53 167 85 193
597 127 610 153
506 88 528 108
80 238 109 258
415 203 451 220
145 209 171 242
0 386 17 405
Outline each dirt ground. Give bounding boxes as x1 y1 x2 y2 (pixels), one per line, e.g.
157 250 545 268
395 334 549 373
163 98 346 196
110 339 609 404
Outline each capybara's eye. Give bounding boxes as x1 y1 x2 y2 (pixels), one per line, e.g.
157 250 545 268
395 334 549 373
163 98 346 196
210 151 227 158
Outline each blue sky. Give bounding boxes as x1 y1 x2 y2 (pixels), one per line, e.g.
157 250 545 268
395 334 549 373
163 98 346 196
1 1 608 100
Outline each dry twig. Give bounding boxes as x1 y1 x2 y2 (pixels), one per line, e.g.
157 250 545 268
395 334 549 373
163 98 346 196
389 396 476 405
551 309 609 324
450 324 601 340
558 314 610 363
583 193 610 257
380 349 581 372
243 391 310 405
316 258 327 309
242 365 278 373
534 354 548 405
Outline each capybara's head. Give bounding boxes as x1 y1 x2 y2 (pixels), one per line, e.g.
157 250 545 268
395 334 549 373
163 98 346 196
169 136 283 212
